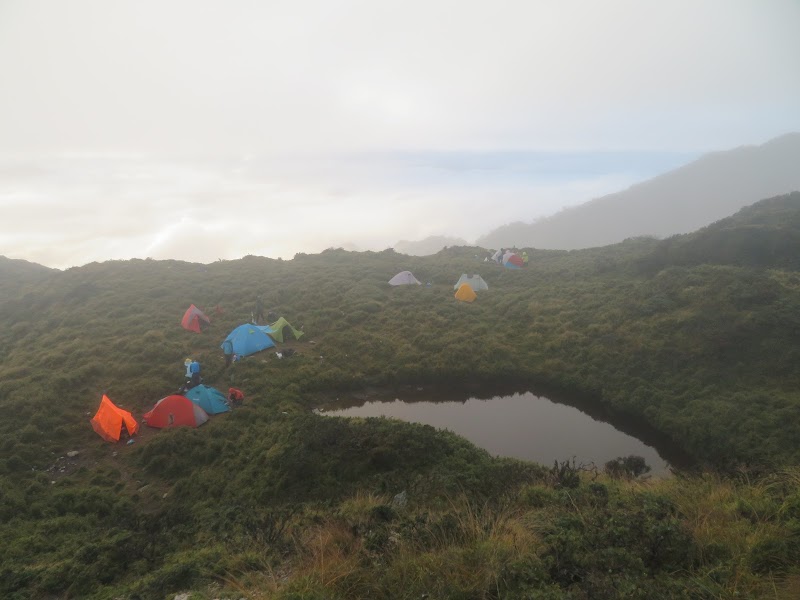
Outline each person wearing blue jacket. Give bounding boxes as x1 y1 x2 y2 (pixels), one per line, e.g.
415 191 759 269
189 360 201 388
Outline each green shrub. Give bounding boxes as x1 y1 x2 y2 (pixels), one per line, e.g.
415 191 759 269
604 455 652 479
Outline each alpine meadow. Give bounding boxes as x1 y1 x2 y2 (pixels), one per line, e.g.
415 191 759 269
1 193 799 599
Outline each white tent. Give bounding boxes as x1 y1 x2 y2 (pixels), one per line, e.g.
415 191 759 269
388 271 421 286
453 274 488 291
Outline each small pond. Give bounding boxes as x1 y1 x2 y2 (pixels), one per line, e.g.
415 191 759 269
317 387 691 476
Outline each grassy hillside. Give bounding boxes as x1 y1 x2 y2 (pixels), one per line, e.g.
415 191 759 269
1 196 799 598
638 191 800 272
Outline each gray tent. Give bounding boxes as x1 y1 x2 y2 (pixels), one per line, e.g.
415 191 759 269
453 274 488 291
389 271 421 286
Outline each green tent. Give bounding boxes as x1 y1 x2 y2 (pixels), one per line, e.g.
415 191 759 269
267 317 304 343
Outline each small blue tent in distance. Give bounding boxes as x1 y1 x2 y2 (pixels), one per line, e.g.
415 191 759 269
222 323 275 357
185 385 230 415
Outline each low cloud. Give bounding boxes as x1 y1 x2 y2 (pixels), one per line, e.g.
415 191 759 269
0 153 681 268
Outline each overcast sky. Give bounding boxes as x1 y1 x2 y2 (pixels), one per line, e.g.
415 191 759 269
1 0 799 267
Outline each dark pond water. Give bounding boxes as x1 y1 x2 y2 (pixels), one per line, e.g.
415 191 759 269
317 387 691 476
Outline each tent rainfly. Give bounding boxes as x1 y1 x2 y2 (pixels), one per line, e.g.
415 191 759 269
181 304 211 333
143 395 209 428
454 283 477 303
221 323 275 357
502 252 524 269
185 385 231 415
388 271 421 286
90 395 139 442
261 317 304 343
453 274 488 291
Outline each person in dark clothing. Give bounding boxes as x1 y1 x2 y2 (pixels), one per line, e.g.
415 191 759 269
254 295 265 324
222 339 234 368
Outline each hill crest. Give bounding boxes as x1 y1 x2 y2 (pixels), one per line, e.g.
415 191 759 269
477 133 800 250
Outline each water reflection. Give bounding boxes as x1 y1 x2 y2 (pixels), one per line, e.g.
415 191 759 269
318 390 687 476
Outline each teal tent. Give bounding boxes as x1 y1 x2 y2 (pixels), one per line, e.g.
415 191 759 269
186 385 230 415
222 323 275 357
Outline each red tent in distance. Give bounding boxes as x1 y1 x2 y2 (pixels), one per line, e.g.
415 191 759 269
181 304 211 333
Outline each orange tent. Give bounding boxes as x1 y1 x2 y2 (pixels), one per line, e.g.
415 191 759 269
90 395 139 442
454 283 477 303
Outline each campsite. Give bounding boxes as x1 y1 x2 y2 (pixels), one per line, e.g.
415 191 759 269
2 1 799 595
1 194 800 598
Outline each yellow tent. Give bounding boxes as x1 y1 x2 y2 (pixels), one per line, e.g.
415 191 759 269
454 283 477 303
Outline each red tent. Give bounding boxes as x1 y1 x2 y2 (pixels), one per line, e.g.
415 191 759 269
143 395 209 428
90 395 139 442
505 253 524 267
181 304 211 333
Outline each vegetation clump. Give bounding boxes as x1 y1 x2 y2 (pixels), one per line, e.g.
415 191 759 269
604 455 651 479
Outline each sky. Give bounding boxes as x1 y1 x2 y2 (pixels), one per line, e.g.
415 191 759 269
1 0 799 268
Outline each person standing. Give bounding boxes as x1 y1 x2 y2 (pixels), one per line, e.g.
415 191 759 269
254 295 265 324
189 360 201 388
222 339 234 368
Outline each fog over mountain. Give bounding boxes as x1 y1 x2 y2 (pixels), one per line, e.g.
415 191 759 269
477 133 800 250
394 235 469 256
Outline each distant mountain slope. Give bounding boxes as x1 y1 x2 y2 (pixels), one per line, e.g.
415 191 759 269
478 133 800 250
0 256 56 297
638 191 800 272
394 235 468 256
0 255 54 276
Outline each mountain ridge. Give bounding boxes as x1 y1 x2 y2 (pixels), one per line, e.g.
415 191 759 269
393 235 469 256
477 132 800 250
0 255 58 297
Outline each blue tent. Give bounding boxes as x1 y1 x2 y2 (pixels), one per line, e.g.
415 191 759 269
221 323 275 357
185 385 230 415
